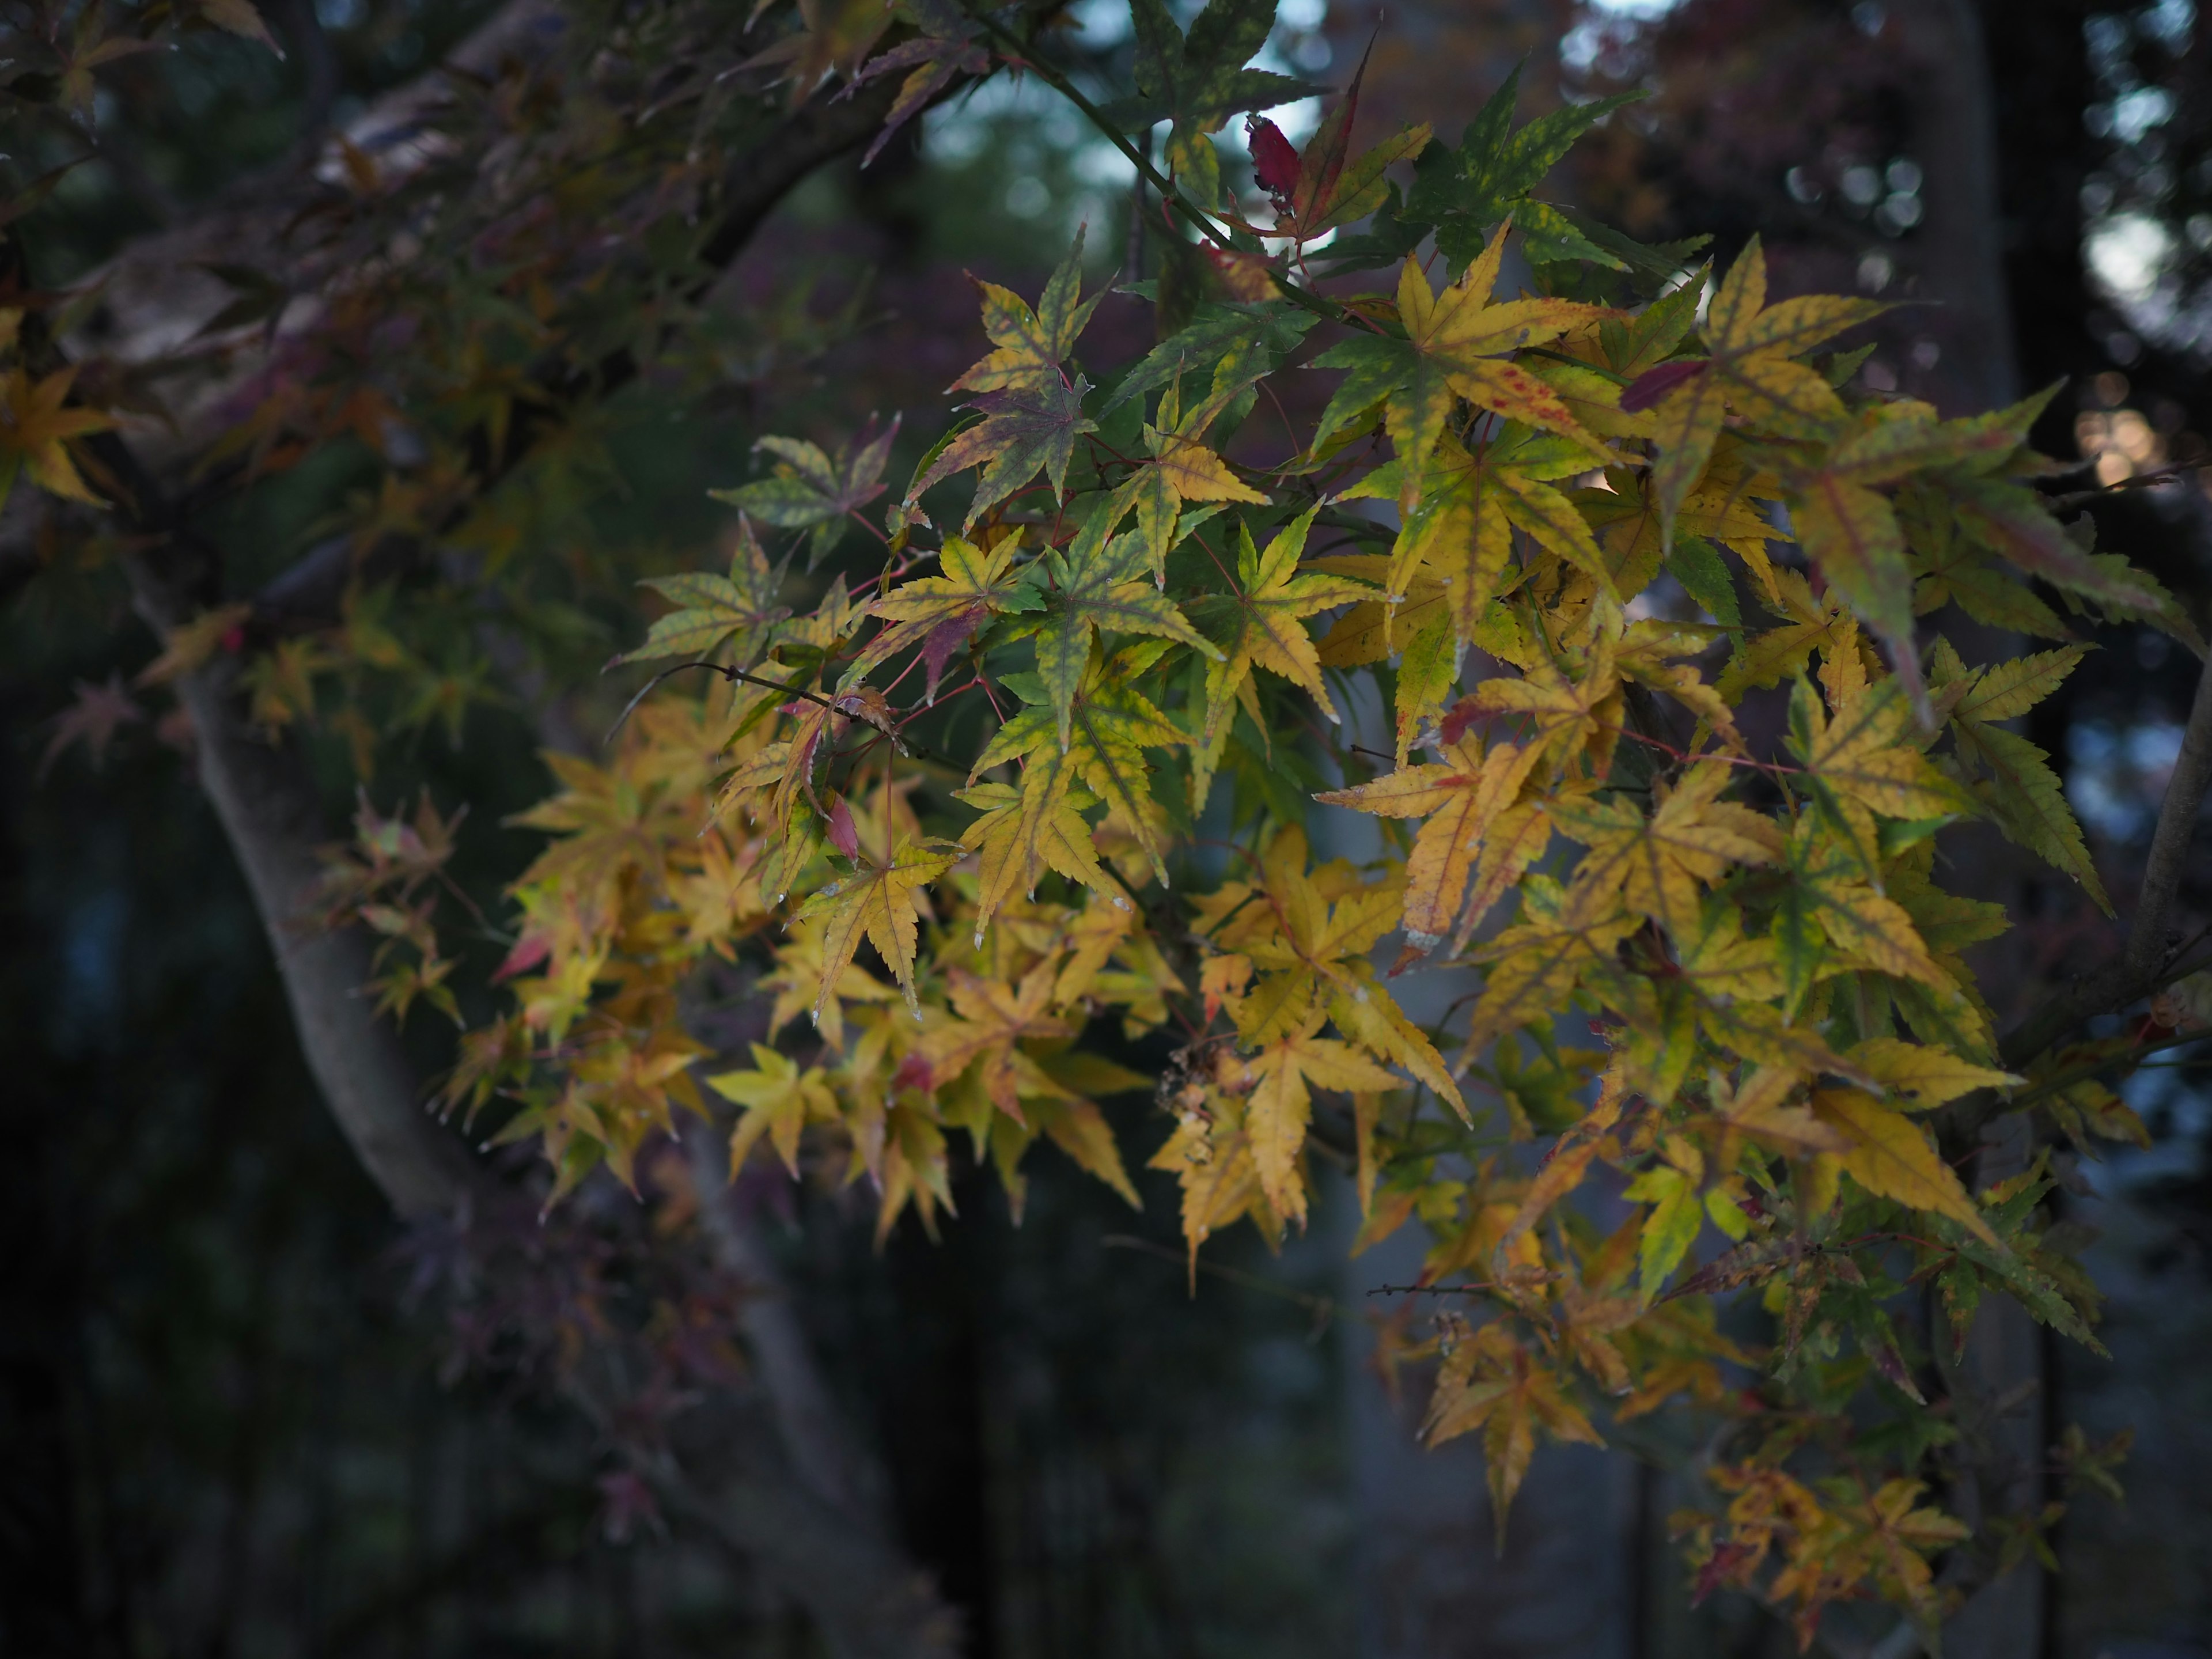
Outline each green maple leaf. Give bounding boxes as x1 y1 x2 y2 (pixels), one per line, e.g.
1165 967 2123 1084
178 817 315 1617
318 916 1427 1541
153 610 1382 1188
1401 62 1642 273
1780 402 2031 710
1901 480 2071 641
1099 300 1316 418
1930 640 2111 914
970 643 1188 884
1951 476 2207 652
1788 676 1974 875
1927 1159 2104 1360
908 232 1103 528
1100 0 1327 206
712 416 899 567
617 517 789 665
1085 336 1278 583
1189 509 1373 812
1030 521 1218 750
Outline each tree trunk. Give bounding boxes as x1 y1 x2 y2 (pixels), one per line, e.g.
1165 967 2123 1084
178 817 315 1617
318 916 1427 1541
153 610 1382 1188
33 5 969 1649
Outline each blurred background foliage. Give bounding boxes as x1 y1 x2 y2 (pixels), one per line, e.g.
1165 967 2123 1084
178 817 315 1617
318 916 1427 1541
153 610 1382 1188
5 0 2212 1654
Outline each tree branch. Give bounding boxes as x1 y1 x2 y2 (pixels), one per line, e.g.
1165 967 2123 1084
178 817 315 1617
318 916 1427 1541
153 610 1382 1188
2126 637 2212 979
230 67 916 634
5 21 969 1645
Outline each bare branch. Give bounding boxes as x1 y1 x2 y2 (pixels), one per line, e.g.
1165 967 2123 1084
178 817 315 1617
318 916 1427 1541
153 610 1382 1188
2126 638 2212 979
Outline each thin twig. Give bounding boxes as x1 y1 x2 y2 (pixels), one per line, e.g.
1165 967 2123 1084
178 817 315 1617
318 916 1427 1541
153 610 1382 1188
1368 1281 1502 1296
601 660 832 746
1100 1234 1336 1338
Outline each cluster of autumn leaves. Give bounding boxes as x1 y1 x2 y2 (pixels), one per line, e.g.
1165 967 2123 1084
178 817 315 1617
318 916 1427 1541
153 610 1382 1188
214 37 2204 1637
344 207 2190 1640
9 0 2182 1639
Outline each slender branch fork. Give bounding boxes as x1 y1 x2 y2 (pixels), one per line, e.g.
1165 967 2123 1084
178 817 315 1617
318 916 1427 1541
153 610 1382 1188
1934 641 2212 1152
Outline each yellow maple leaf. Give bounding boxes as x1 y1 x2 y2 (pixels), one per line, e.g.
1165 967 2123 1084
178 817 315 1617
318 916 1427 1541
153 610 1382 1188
1810 1087 1999 1246
793 836 960 1014
1550 760 1784 935
710 1044 840 1176
1316 734 1547 950
1236 1017 1399 1226
1423 1321 1605 1533
0 365 115 506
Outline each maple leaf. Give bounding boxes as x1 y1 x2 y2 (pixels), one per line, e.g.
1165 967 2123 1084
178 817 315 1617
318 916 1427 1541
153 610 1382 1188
1902 479 2071 640
1150 1086 1277 1282
1101 0 1328 207
1100 301 1316 419
848 0 990 166
39 673 144 777
1718 567 1863 700
1766 404 2021 707
1031 520 1216 748
1190 510 1374 811
1810 1087 2000 1247
510 745 700 919
760 914 900 1050
1399 62 1642 273
0 365 116 507
793 836 961 1014
1234 1015 1399 1226
907 232 1103 527
712 416 898 566
618 517 790 666
1931 639 2111 912
1639 237 1885 542
1550 760 1784 937
1312 225 1613 512
1705 1063 1848 1165
739 0 896 107
1317 735 1546 950
711 1044 840 1176
1788 676 1974 875
1200 827 1468 1115
1847 1037 2018 1109
985 1081 1144 1219
1466 882 1640 1053
855 532 1045 701
1768 827 1955 1023
969 644 1187 884
1423 1321 1604 1533
1247 48 1431 245
1465 625 1623 775
954 778 1124 941
1312 551 1472 759
923 964 1072 1121
1350 427 1613 646
1925 1160 2104 1358
1947 472 2205 653
1622 1142 1707 1304
1093 349 1276 582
